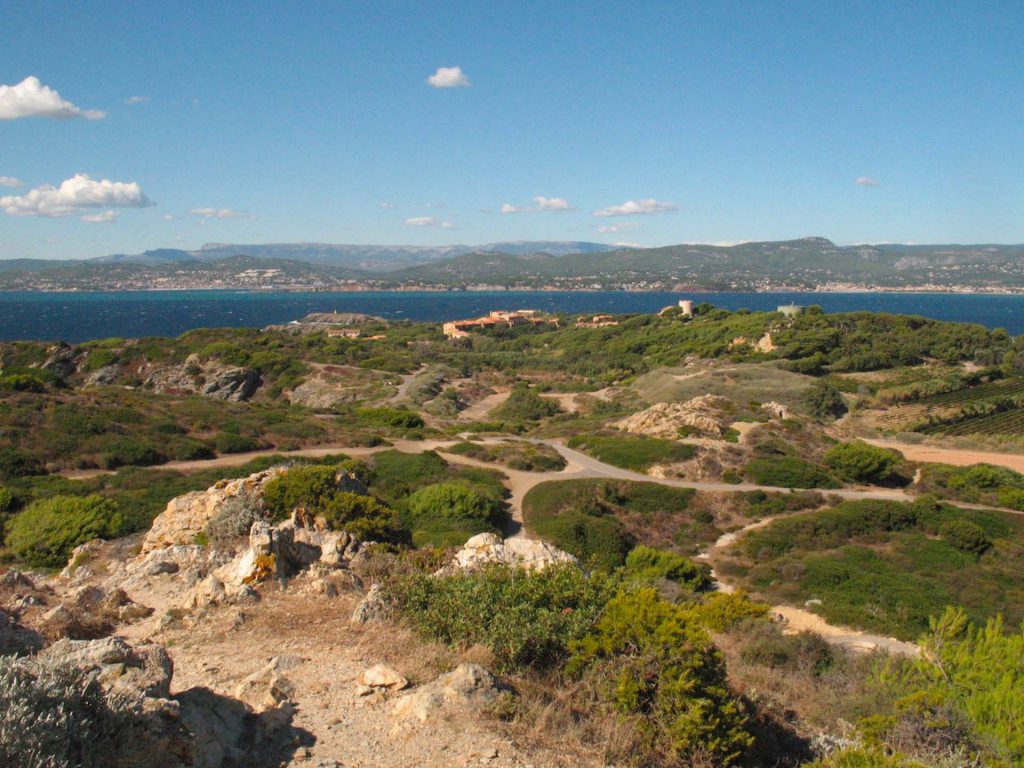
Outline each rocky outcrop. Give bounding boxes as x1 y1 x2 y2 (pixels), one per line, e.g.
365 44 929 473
142 467 286 553
0 609 43 655
615 395 733 439
186 509 364 609
392 664 504 723
40 584 153 640
443 533 576 573
144 353 261 402
263 312 385 335
22 636 303 768
39 342 84 380
351 583 387 623
42 636 174 699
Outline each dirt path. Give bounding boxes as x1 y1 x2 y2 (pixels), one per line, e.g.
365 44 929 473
865 439 1024 473
387 364 430 405
697 518 921 658
457 390 510 422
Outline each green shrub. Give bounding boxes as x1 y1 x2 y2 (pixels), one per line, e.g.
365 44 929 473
938 519 992 557
6 495 123 569
0 654 137 768
824 442 902 484
804 381 848 419
744 457 838 489
567 588 753 764
0 487 13 513
567 434 697 472
623 546 711 591
356 406 425 430
998 487 1024 511
739 625 834 676
404 482 500 547
0 447 45 481
96 439 166 470
533 511 632 569
0 373 48 393
388 562 612 671
490 384 561 422
687 591 771 632
321 491 401 542
263 464 345 519
806 748 920 767
213 432 262 454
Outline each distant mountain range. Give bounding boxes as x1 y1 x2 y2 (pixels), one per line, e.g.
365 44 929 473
1 238 1022 291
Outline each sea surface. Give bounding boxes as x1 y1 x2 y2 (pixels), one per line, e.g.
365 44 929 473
1 290 1022 342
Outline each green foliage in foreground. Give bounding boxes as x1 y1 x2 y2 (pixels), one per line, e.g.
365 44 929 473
387 563 613 671
6 495 124 569
0 654 139 768
567 589 753 765
567 434 697 472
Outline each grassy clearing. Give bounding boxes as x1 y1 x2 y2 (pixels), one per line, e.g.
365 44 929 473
633 362 815 412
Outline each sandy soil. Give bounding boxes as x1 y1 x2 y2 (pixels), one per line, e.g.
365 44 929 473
866 439 1024 473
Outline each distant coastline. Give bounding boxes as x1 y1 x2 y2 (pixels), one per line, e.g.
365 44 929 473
2 289 1023 342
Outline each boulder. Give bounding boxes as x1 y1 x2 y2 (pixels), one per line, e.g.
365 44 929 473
351 583 387 623
41 636 174 700
445 533 577 573
0 609 43 655
144 354 261 402
142 467 287 552
356 664 408 694
234 659 297 711
392 664 504 723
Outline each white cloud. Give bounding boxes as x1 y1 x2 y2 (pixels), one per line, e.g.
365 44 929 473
379 201 395 209
405 216 456 229
0 176 21 188
162 214 176 221
0 76 105 120
124 95 149 105
190 207 250 219
594 198 677 217
597 222 640 234
501 196 576 214
81 210 118 224
427 66 470 88
0 173 152 217
855 176 880 187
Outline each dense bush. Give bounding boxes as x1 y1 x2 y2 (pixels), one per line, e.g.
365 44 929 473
744 457 838 489
320 491 401 542
355 406 425 430
490 383 562 422
404 482 501 547
623 545 711 592
532 510 632 569
6 494 123 569
213 432 263 454
939 519 992 557
0 447 46 481
567 589 753 765
567 434 697 472
263 464 349 519
388 562 612 670
686 590 770 632
803 381 848 419
824 442 902 484
738 624 834 676
0 655 136 768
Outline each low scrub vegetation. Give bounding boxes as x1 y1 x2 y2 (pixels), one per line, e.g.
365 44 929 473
567 434 697 472
728 498 1024 638
444 439 566 472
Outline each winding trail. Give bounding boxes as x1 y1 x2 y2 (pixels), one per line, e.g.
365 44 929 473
62 434 1023 657
696 518 920 658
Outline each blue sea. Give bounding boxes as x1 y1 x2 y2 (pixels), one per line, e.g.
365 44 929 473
1 290 1022 342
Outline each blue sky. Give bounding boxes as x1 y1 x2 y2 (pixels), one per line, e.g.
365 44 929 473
1 1 1022 259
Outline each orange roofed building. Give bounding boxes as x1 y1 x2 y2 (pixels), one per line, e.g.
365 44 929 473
443 309 551 339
